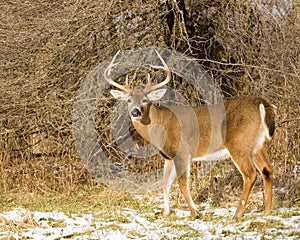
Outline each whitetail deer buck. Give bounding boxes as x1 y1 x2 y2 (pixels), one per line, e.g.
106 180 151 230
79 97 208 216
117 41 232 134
105 50 276 220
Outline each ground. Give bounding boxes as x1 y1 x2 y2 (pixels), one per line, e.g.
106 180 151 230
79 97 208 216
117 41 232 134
0 193 299 240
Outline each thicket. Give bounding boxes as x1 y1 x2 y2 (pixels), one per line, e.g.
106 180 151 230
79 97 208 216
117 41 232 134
0 0 299 206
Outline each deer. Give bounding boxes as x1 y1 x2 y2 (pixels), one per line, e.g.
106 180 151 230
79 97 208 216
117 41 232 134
104 50 276 220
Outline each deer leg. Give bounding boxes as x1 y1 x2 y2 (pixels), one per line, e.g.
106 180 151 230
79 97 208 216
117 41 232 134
230 150 257 220
162 159 176 217
174 156 199 219
253 147 273 215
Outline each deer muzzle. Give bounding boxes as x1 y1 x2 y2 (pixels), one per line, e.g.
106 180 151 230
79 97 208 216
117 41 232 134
131 108 142 118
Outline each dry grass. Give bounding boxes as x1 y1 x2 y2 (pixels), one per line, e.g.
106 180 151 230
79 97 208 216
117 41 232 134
0 0 299 211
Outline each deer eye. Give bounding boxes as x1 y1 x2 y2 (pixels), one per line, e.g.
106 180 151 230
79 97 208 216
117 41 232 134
127 99 132 103
141 98 148 104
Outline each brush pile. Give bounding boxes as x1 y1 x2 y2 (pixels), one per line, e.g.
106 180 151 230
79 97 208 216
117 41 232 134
0 0 299 204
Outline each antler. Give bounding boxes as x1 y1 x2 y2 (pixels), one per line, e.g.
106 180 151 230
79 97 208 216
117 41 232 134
104 51 131 93
145 49 171 93
105 50 170 93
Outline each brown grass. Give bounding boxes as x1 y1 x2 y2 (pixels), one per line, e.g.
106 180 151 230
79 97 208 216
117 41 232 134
0 0 299 210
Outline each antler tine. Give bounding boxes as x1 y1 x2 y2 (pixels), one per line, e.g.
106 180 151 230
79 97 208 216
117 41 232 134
104 50 131 93
147 73 151 85
145 49 171 93
125 74 129 86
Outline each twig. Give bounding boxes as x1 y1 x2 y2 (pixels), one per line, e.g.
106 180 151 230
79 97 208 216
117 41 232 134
278 118 300 126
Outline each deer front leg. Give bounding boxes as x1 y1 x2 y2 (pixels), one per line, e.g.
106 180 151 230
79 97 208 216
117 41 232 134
174 156 199 219
162 159 176 217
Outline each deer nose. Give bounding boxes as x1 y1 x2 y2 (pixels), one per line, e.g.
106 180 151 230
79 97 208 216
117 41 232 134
131 108 141 118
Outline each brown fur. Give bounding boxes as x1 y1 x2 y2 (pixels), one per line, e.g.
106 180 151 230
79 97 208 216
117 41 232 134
106 51 276 220
131 96 276 219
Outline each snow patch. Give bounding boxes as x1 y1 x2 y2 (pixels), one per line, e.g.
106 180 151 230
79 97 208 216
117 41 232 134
0 206 299 239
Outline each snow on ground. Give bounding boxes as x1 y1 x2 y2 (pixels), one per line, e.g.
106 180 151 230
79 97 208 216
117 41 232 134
0 203 299 239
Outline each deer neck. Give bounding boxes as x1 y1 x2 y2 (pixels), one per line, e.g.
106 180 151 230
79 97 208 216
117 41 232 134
132 104 165 142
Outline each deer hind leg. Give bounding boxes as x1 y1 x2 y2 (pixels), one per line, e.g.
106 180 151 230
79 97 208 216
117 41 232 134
229 150 258 220
174 156 199 219
253 147 273 215
162 159 176 217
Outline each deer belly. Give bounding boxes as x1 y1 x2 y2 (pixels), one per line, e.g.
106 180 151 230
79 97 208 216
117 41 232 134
192 148 230 162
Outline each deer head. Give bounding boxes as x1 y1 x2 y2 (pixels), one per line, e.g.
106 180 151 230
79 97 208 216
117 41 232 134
104 50 171 122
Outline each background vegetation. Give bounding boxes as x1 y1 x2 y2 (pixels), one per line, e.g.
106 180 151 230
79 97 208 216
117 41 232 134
0 0 299 211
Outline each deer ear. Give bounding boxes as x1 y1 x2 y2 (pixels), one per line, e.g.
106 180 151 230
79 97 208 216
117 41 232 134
147 88 167 101
110 90 129 101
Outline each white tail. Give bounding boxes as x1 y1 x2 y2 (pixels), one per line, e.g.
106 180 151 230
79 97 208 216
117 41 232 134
105 50 276 220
